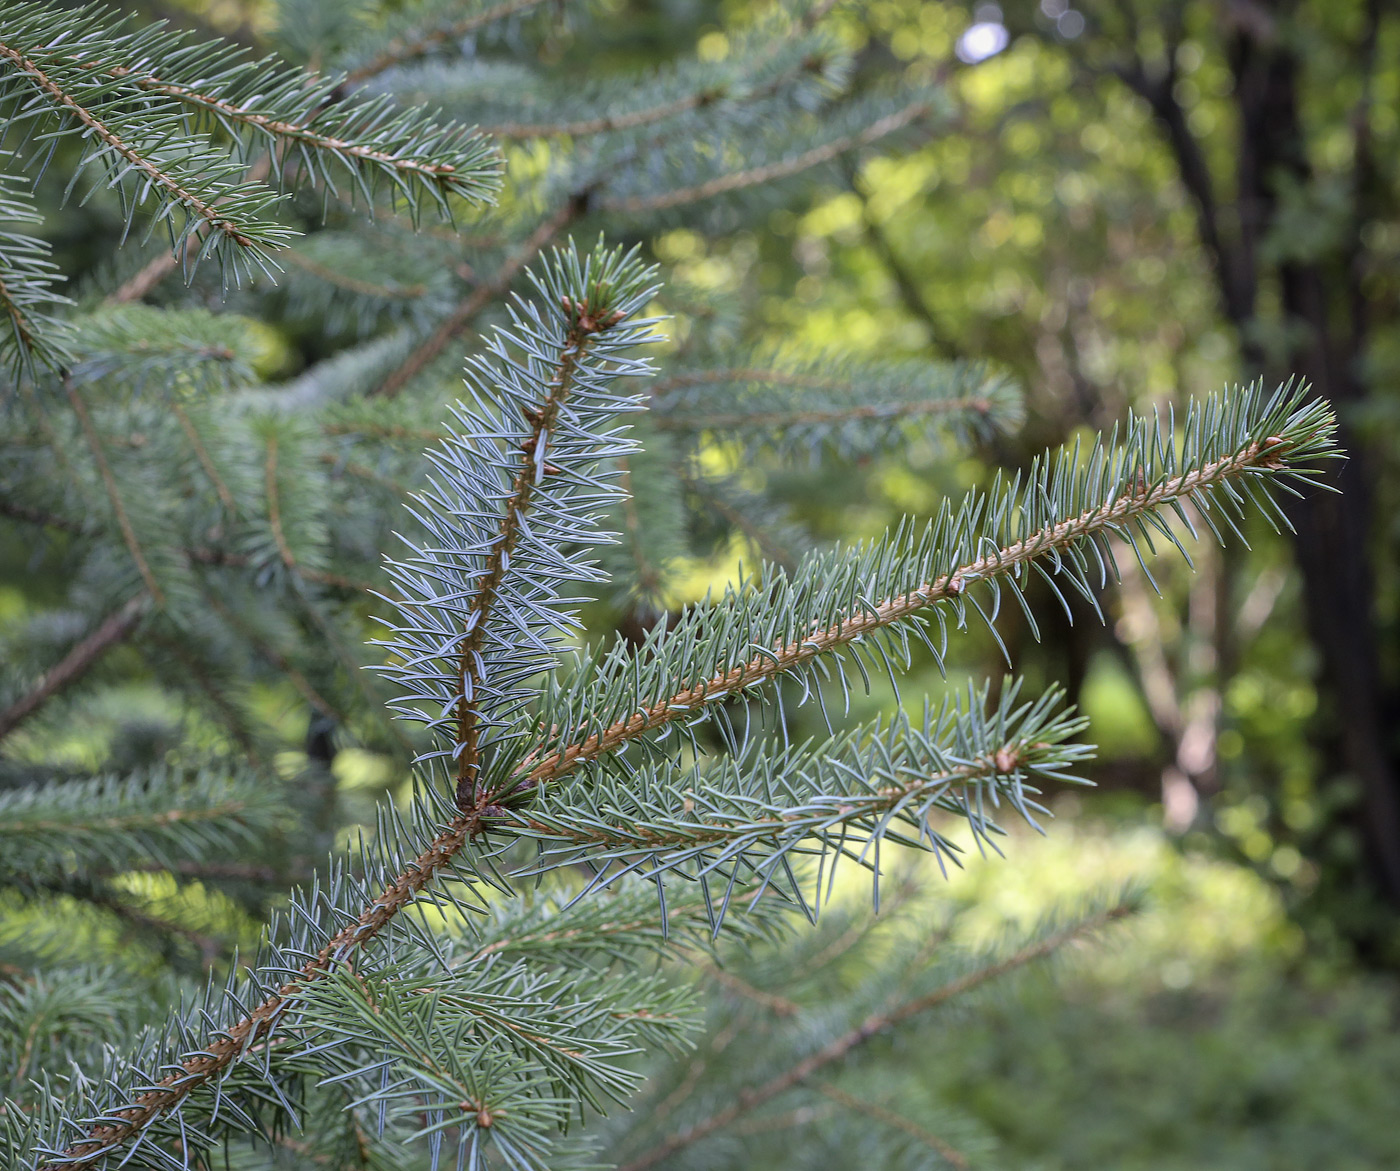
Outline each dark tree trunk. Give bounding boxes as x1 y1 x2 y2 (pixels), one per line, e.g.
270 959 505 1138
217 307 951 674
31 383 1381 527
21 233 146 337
1227 4 1400 906
1116 0 1400 909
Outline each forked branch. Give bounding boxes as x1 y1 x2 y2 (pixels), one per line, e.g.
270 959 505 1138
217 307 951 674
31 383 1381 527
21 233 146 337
43 405 1325 1170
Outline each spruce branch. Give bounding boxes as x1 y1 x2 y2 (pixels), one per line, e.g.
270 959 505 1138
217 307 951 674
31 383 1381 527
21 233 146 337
342 0 556 85
104 251 179 308
704 964 801 1017
0 37 263 251
446 285 616 807
373 195 587 398
648 355 1021 461
503 683 1091 914
600 91 940 214
0 25 295 280
374 241 662 799
454 877 780 969
0 3 500 286
0 594 148 742
0 496 376 595
0 163 72 378
64 379 166 606
41 378 1330 1171
813 1082 969 1169
102 156 274 306
0 764 282 883
616 900 1132 1171
28 235 1333 1170
37 828 488 1170
103 67 497 204
512 386 1336 796
35 241 666 1170
68 306 261 394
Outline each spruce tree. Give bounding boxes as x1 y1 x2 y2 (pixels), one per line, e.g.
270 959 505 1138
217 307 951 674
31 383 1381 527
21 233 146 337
0 2 1337 1168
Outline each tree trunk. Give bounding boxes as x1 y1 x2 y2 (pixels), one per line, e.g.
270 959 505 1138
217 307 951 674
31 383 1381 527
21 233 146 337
1230 4 1400 907
1125 0 1400 909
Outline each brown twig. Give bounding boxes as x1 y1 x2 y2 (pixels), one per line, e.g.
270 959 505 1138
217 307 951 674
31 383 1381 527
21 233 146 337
264 434 298 572
0 594 148 741
283 249 429 299
481 49 830 141
449 303 612 807
260 450 398 736
323 421 446 443
842 155 962 360
703 965 801 1017
75 886 224 969
143 636 268 770
202 592 342 723
172 401 236 513
484 89 726 141
0 498 85 534
107 249 184 306
13 798 251 838
101 67 472 186
0 267 44 365
676 466 800 570
318 453 417 499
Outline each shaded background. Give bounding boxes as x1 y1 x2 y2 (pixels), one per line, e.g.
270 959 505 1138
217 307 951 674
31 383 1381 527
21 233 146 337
12 0 1400 1165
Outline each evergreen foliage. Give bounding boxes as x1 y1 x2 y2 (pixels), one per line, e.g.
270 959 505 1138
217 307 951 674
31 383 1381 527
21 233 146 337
0 2 1339 1169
